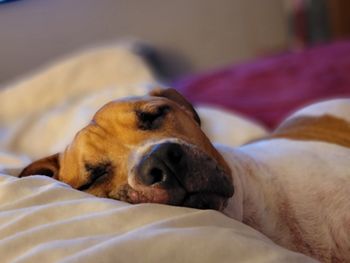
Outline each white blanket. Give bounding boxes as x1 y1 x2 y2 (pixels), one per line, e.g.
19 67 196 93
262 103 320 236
0 45 315 262
0 173 315 263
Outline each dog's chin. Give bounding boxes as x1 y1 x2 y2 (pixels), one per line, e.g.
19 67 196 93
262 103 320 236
181 192 229 211
117 186 230 211
173 143 234 211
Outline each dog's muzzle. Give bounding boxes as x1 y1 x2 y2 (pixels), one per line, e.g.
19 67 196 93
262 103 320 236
131 142 234 210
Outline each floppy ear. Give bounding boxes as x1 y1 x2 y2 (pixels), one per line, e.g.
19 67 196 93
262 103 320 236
19 153 60 179
149 88 201 125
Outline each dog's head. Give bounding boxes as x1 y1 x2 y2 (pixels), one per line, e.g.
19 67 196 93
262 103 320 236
20 88 234 210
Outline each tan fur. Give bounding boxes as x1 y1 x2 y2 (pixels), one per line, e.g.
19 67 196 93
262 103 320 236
269 114 350 148
60 97 229 197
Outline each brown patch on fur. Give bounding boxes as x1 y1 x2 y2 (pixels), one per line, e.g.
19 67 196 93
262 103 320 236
241 160 263 231
278 197 316 257
275 180 340 262
329 226 345 263
267 115 350 148
242 205 261 230
330 255 344 263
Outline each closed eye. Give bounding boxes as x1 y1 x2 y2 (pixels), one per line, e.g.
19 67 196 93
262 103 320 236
136 105 170 130
78 162 112 191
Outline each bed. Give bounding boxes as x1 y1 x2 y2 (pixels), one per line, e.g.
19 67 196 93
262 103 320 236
3 41 349 262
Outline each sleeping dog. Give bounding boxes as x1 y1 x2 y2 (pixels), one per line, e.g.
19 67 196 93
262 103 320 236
20 88 350 262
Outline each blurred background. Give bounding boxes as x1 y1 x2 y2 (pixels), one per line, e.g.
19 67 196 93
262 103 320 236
1 0 349 84
1 0 350 156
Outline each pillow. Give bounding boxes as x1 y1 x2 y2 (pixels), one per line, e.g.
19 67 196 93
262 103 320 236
0 44 155 125
0 45 157 159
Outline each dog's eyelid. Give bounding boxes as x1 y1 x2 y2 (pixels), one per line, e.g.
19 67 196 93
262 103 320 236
137 104 171 115
136 105 171 130
157 104 171 113
78 162 112 191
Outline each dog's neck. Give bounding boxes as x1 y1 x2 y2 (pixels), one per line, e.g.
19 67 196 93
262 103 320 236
217 140 350 262
218 143 301 251
218 144 312 255
218 143 316 249
218 145 270 228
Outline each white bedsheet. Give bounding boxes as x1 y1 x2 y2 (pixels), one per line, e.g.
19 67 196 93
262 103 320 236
0 172 315 263
0 45 315 262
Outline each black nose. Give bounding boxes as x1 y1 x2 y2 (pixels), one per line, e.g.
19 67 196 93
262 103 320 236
136 142 186 187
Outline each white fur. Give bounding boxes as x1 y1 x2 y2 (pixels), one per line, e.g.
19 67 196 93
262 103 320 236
219 99 350 261
286 98 350 123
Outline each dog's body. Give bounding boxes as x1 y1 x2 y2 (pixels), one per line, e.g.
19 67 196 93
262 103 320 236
220 99 350 262
20 90 350 262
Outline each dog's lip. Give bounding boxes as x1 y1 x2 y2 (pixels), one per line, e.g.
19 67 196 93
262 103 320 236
183 190 232 200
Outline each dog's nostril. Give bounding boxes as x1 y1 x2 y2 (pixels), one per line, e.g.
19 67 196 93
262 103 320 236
137 143 186 188
149 167 165 185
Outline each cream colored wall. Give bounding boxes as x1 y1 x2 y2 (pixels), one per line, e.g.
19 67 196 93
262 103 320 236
0 0 288 84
